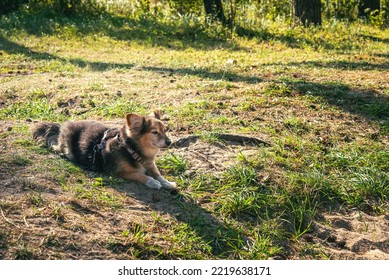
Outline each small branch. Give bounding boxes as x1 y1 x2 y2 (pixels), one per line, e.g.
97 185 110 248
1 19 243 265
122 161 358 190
23 216 30 227
0 208 20 229
216 133 270 146
171 133 270 148
191 150 218 169
171 135 200 148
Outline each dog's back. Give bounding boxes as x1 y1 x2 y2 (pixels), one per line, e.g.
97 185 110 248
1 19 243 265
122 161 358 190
33 121 108 169
59 121 108 166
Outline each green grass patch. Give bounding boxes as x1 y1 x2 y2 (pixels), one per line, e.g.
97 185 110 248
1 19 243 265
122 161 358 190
90 99 147 119
1 3 388 260
0 98 67 121
0 153 32 167
157 153 188 176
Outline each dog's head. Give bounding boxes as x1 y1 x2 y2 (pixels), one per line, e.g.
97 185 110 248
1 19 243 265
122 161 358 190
125 109 171 157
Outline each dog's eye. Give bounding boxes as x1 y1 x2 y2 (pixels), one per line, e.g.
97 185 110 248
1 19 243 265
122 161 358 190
152 131 159 135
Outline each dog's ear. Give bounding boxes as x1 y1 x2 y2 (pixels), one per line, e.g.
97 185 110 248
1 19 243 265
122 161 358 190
152 108 162 120
126 113 144 132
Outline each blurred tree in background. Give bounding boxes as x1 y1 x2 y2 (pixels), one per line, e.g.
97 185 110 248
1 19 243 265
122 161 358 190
294 0 322 26
0 0 28 15
0 0 387 27
359 0 381 17
203 0 226 23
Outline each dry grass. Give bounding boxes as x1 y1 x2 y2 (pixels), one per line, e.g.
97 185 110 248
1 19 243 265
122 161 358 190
0 8 388 259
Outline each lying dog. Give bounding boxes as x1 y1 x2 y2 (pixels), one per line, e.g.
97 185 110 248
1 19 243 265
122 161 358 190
32 110 176 191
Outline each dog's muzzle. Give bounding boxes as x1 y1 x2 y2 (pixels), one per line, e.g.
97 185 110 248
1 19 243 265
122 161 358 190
165 139 172 147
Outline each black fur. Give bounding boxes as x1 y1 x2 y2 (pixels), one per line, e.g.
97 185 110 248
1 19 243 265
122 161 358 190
33 121 143 172
32 122 61 147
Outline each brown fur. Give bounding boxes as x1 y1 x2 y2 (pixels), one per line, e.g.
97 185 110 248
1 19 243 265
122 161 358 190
33 110 176 191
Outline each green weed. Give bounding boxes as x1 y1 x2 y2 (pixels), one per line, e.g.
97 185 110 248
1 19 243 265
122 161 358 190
26 87 48 99
199 132 225 145
131 222 147 243
52 203 66 222
68 177 123 208
170 223 212 259
264 83 293 97
284 190 318 241
1 2 388 260
92 99 147 118
157 153 188 175
0 154 32 166
213 165 274 218
323 147 389 210
0 99 66 121
29 192 45 207
246 232 282 259
14 245 35 260
283 117 310 134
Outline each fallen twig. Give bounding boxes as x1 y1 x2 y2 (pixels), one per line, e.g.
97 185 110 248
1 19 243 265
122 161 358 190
171 133 270 148
0 207 20 229
23 216 30 227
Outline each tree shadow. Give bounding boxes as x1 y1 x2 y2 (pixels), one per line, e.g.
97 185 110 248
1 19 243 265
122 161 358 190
0 10 245 52
284 79 389 125
0 34 263 83
0 34 136 71
373 53 389 59
359 34 389 44
2 8 388 53
261 59 388 127
272 60 389 71
111 182 247 258
142 65 263 83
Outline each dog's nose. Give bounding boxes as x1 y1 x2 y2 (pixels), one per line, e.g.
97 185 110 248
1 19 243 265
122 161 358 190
165 139 172 146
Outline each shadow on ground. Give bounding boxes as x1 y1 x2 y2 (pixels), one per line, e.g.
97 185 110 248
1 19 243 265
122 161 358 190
113 182 245 258
1 34 388 128
1 9 386 51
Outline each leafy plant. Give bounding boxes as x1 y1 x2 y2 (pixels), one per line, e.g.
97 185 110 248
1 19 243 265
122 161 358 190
28 0 105 16
157 153 188 175
0 0 27 15
285 192 318 240
0 99 66 122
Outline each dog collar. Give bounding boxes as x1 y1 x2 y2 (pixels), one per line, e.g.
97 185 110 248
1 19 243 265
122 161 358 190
125 147 144 164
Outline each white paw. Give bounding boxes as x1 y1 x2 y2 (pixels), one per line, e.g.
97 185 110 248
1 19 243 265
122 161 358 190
156 176 177 190
145 177 162 190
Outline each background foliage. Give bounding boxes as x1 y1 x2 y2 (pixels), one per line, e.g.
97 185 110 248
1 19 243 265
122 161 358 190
0 0 388 261
1 0 388 26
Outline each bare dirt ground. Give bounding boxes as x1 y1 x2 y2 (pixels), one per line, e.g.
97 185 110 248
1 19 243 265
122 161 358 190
312 211 389 259
0 120 388 259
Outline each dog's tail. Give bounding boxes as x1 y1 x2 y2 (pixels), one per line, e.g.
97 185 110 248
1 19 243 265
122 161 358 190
32 122 61 149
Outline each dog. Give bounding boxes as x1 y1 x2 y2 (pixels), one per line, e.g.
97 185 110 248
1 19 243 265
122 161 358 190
32 110 176 191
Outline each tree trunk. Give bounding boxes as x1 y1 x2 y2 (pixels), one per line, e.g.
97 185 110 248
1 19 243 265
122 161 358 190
359 0 380 17
294 0 322 26
203 0 226 24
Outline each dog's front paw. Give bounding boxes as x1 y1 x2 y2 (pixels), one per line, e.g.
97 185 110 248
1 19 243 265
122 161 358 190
156 176 177 190
145 177 162 190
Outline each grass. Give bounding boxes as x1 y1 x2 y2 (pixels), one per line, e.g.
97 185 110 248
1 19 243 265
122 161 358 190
0 4 388 260
157 153 189 175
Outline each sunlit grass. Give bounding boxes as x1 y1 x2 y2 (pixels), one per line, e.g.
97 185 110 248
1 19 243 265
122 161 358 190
0 3 388 260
